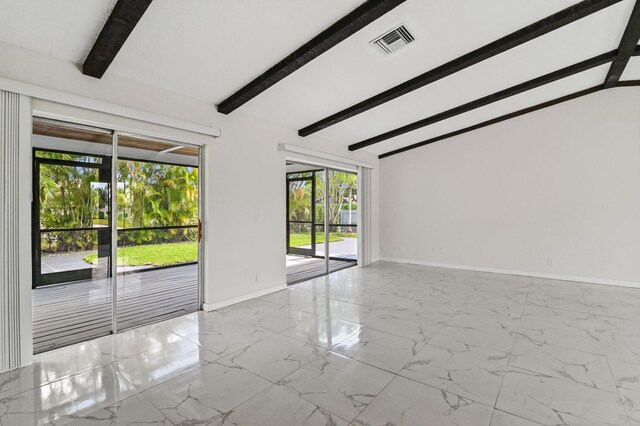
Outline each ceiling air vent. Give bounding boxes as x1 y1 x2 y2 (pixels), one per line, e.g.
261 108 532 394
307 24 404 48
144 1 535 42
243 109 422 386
371 24 415 55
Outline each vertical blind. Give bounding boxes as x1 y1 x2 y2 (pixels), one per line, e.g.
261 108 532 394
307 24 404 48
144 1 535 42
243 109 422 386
0 90 22 371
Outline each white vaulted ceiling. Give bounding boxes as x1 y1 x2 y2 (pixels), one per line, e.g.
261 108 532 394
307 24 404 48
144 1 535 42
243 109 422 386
0 0 118 62
621 55 640 79
0 0 635 156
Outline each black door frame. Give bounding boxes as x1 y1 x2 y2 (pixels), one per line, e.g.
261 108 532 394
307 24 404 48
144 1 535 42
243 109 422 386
286 172 317 257
32 149 112 288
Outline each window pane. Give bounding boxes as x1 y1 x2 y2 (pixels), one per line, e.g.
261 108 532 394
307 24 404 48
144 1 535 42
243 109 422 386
40 230 101 274
39 163 108 230
117 160 199 228
117 227 198 271
288 179 312 222
35 150 103 164
327 170 358 268
288 222 313 248
287 172 312 179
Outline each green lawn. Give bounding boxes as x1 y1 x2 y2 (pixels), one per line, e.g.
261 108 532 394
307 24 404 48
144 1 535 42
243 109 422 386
93 218 109 227
85 241 198 267
336 232 357 238
289 232 346 247
83 232 357 265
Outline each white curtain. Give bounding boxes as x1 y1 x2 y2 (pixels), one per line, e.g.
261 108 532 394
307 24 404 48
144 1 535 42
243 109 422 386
0 90 23 371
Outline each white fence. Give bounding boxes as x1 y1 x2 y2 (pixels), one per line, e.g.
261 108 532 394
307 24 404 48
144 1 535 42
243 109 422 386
339 210 358 225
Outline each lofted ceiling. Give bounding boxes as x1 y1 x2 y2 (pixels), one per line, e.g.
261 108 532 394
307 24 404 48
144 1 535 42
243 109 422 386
622 55 640 78
0 0 637 158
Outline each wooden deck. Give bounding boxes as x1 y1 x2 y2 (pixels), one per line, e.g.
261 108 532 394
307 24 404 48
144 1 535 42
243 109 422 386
34 259 354 353
32 265 199 354
286 256 355 285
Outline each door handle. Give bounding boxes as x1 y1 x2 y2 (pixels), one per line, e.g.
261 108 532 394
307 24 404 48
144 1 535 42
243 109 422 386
198 220 203 242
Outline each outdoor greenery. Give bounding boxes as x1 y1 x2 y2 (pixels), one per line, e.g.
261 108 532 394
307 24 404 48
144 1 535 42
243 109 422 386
336 232 357 238
117 160 198 229
38 151 198 256
118 159 198 246
289 232 342 248
38 154 107 253
322 171 358 226
289 231 358 247
287 170 357 251
85 241 197 267
288 171 357 225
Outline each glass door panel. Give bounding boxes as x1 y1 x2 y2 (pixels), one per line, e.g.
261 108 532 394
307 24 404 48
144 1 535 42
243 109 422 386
314 170 326 259
32 120 204 352
285 166 327 285
115 136 200 330
287 174 315 257
327 169 358 272
31 119 114 353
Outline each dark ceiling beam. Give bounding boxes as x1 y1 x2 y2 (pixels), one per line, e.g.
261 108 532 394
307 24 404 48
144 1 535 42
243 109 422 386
216 0 407 115
603 0 640 88
298 0 623 137
349 50 616 151
83 0 154 78
617 79 640 86
379 85 603 159
379 46 640 159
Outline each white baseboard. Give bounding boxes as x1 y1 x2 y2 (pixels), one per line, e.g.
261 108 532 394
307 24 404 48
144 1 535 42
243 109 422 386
202 284 286 311
378 257 640 289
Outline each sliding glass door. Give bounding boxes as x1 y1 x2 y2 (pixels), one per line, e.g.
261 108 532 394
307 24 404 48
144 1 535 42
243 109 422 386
31 118 202 352
115 137 200 330
285 163 358 284
31 121 115 352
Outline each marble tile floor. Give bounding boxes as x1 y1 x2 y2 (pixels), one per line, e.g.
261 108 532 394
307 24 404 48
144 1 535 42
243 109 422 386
2 261 640 425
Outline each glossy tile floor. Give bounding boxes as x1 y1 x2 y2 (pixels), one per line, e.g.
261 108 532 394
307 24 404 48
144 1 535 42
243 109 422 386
2 261 640 425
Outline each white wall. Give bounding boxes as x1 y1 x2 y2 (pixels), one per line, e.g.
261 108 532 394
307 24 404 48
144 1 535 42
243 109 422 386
380 87 640 286
203 111 379 308
0 42 380 319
